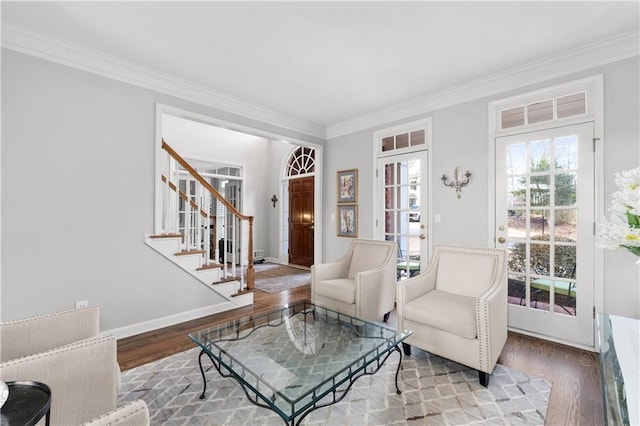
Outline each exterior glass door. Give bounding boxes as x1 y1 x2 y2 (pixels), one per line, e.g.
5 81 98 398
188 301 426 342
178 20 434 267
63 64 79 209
378 151 428 279
496 122 595 346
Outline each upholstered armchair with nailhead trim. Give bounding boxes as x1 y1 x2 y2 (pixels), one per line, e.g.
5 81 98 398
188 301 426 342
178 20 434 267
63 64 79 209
0 305 122 425
312 238 397 322
396 245 507 386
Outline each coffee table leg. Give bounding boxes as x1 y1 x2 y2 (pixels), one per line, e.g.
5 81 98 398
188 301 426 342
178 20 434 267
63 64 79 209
393 344 403 395
197 349 209 399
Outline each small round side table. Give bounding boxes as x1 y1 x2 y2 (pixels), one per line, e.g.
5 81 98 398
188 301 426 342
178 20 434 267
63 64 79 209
0 381 51 426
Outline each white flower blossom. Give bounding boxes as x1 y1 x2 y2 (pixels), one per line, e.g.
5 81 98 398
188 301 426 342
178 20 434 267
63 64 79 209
597 166 640 257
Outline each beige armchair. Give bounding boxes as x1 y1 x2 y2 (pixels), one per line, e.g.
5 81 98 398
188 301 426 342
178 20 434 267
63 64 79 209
85 399 150 426
396 245 507 386
0 305 142 425
312 238 396 322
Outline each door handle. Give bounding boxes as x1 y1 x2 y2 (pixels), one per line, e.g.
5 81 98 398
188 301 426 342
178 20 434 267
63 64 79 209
420 233 427 240
498 237 506 244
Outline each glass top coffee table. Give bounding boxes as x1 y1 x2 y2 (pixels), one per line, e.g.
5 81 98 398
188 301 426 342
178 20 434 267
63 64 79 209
189 301 412 425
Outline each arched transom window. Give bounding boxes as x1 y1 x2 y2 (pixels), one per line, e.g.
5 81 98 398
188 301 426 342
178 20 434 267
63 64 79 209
286 146 316 176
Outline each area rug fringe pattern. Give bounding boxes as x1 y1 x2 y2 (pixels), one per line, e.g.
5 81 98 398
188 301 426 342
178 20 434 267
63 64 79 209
118 346 550 425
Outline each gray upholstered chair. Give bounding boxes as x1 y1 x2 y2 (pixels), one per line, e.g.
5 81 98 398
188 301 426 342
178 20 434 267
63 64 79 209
311 238 396 322
396 245 507 386
0 305 142 425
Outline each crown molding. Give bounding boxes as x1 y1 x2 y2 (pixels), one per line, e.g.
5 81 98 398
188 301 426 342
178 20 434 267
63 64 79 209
2 21 637 141
326 29 639 139
1 21 326 140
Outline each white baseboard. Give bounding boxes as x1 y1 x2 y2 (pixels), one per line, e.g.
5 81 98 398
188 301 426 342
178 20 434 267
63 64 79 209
105 301 237 340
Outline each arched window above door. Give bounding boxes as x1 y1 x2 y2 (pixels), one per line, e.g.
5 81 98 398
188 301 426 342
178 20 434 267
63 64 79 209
286 147 316 176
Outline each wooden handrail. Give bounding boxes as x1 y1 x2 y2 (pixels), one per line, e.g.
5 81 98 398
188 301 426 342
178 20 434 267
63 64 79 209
162 140 251 221
161 175 209 218
162 139 254 290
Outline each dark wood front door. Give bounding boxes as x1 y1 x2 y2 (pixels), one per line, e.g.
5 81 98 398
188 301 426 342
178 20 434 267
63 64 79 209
289 176 314 267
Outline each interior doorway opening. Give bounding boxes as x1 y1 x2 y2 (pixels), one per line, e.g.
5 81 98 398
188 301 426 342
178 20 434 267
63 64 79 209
156 104 323 268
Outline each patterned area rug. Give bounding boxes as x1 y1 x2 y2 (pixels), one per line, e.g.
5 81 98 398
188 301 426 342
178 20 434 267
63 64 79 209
118 347 550 425
253 262 310 293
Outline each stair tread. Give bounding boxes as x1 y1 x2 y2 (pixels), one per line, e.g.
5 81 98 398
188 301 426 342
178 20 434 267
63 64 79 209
149 233 182 239
210 276 239 285
175 249 206 256
232 288 256 297
196 263 223 271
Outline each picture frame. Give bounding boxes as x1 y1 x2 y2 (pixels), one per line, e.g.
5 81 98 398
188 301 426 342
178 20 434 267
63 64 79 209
337 204 358 238
337 169 358 203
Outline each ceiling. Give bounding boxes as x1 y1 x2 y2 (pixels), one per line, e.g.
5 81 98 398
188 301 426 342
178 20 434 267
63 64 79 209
2 1 638 131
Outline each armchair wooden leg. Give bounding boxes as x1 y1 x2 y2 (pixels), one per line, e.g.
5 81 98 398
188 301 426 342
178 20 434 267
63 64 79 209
479 371 490 387
383 312 390 323
402 342 411 356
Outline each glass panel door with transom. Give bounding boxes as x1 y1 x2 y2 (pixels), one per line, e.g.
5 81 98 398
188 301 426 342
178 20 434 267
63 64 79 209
379 152 428 280
496 123 594 347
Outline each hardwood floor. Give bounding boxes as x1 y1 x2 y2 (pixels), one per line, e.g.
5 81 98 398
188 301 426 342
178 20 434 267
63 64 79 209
117 285 604 425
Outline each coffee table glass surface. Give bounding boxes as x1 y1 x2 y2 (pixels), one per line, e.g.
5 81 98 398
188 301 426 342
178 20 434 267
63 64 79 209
189 301 411 425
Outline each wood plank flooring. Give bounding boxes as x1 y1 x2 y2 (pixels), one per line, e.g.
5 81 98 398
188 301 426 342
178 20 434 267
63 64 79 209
117 285 604 425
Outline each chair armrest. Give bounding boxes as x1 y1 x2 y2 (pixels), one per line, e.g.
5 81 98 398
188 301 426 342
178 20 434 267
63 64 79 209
1 304 100 361
398 264 437 304
476 267 508 373
84 399 150 426
0 334 119 425
396 265 438 333
312 258 350 281
311 257 350 294
354 256 396 319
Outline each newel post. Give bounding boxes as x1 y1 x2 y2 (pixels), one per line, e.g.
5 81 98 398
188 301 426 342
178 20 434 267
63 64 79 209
246 216 255 291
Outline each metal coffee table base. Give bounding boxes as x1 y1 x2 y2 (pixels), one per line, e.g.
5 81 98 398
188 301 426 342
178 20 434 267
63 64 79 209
197 345 403 426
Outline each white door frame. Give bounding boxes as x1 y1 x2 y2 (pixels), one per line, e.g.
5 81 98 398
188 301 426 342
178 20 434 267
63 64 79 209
373 119 433 263
487 75 604 350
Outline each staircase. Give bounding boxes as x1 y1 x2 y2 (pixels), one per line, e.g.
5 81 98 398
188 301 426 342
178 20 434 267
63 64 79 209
145 140 255 308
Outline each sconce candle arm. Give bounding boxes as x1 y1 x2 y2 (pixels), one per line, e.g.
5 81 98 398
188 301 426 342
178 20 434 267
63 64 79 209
441 167 472 199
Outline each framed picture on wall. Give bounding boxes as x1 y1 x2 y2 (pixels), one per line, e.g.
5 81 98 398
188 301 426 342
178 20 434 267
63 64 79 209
337 169 358 203
337 204 358 238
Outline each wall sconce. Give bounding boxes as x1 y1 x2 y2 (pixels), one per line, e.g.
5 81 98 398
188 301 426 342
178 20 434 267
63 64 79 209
441 167 472 199
271 194 278 208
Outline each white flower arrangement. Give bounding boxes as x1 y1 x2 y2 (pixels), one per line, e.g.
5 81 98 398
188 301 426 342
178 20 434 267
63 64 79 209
597 166 640 259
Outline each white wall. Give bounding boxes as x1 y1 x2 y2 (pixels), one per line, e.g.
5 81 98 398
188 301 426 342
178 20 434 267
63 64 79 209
323 57 640 319
0 49 323 330
2 45 637 335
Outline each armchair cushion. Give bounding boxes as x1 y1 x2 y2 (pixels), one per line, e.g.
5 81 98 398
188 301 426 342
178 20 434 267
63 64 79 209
314 278 356 304
404 290 477 339
348 243 394 278
435 251 499 298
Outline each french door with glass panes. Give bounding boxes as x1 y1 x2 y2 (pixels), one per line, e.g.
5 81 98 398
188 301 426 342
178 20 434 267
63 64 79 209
495 122 594 347
378 151 429 279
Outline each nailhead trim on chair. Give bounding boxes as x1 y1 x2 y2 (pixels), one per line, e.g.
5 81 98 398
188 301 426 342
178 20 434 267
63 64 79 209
0 304 99 326
0 335 115 366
